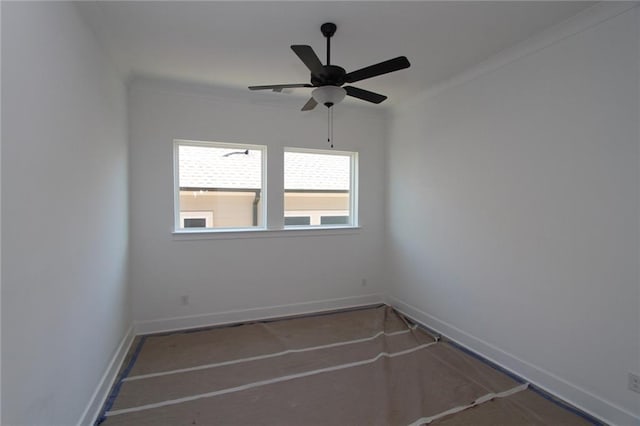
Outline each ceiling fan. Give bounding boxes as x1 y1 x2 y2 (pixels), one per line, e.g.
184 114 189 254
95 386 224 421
248 22 410 111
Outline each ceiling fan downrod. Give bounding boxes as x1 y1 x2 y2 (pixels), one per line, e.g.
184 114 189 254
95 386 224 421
321 22 336 65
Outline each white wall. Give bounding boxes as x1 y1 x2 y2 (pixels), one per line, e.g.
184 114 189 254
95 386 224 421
387 5 639 425
1 2 130 425
129 78 386 331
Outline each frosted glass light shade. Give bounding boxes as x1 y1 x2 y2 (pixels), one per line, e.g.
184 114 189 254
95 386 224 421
312 86 346 107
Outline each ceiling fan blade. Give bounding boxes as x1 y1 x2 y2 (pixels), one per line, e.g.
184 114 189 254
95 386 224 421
301 97 318 111
345 56 410 83
344 86 387 104
291 45 324 76
249 83 313 91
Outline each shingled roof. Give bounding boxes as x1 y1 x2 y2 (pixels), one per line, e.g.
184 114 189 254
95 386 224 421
179 145 262 189
179 145 350 191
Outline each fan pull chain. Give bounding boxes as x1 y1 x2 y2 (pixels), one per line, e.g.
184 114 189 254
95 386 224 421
327 106 334 148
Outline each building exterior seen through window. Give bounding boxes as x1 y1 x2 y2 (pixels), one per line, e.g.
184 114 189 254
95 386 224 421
175 141 265 230
284 149 356 227
174 140 357 231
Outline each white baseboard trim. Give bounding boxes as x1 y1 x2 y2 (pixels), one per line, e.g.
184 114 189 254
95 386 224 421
388 296 639 426
134 293 386 335
76 325 135 426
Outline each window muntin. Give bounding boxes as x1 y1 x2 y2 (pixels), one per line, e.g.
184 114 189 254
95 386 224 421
284 148 357 227
174 140 265 231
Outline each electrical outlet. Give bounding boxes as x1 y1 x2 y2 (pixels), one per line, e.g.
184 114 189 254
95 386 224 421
361 278 367 287
629 373 640 393
181 295 189 305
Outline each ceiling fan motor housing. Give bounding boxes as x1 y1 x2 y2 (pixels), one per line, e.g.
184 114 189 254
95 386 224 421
311 65 347 87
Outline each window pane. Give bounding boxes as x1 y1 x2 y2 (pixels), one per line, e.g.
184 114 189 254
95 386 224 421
284 150 354 226
177 143 263 230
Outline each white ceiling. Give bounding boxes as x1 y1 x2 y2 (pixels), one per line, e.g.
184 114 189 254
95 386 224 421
78 1 595 107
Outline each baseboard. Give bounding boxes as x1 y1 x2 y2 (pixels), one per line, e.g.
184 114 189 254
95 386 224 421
134 293 385 335
388 296 639 426
76 325 135 426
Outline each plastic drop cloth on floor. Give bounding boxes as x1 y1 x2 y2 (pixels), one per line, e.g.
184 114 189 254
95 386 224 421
99 306 593 426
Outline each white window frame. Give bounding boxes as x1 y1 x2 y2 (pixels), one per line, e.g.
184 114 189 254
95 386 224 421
283 147 358 229
173 139 267 233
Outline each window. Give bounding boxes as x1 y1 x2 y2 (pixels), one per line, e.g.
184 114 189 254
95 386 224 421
284 216 311 226
320 215 349 225
284 148 357 227
180 211 214 228
184 218 206 228
174 140 265 231
174 141 358 234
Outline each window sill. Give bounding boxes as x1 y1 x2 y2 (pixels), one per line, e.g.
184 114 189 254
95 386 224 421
172 226 361 241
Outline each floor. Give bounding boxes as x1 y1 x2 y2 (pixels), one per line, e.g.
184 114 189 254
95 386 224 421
98 306 597 425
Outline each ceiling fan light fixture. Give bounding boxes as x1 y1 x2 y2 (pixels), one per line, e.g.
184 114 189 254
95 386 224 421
312 86 346 108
